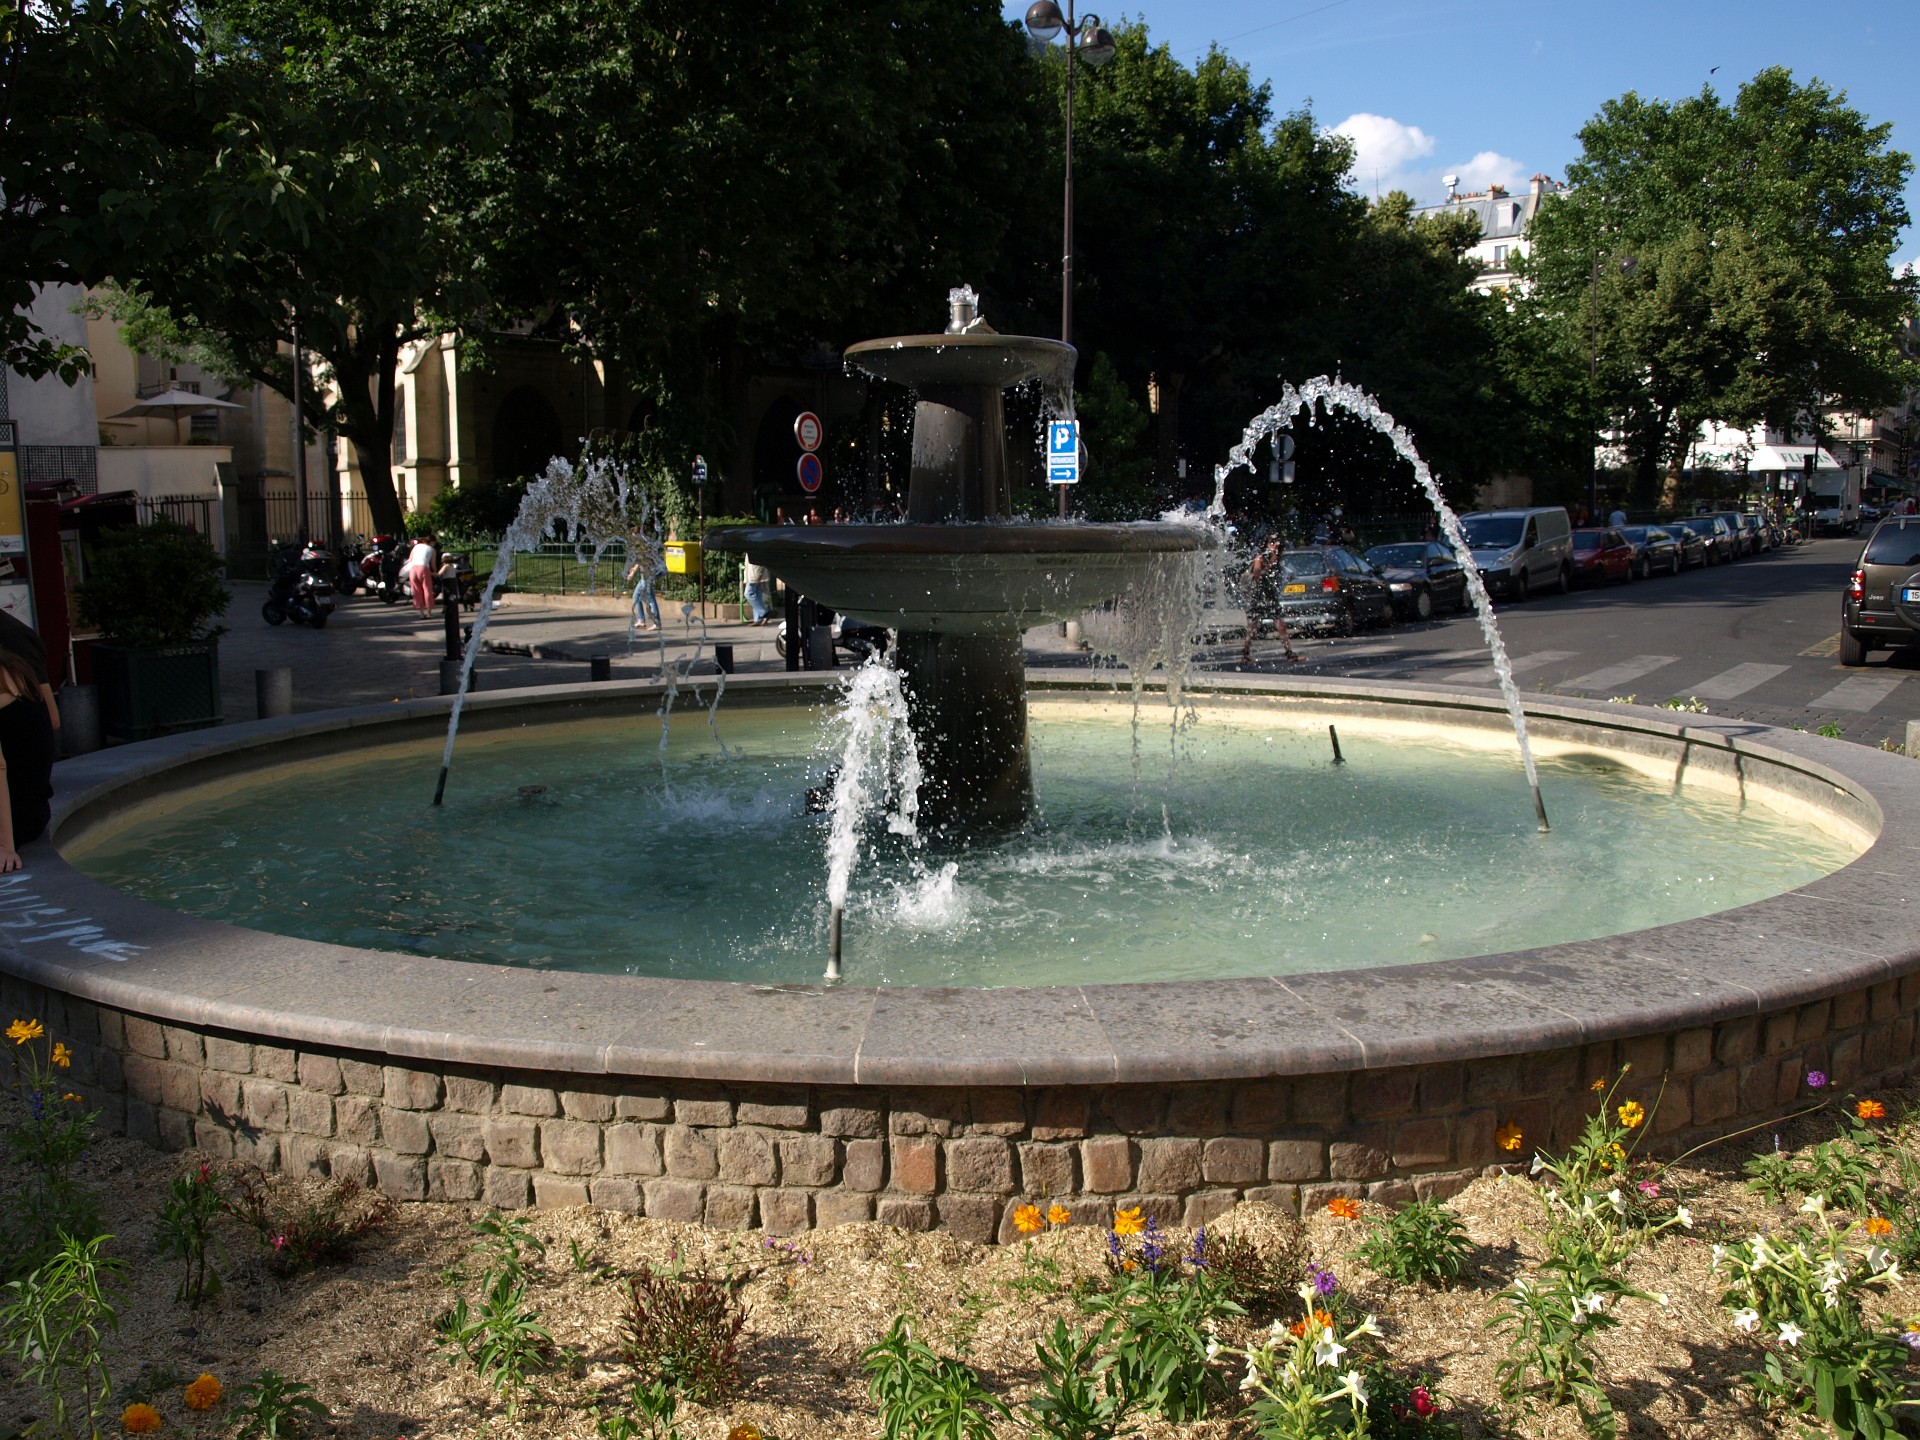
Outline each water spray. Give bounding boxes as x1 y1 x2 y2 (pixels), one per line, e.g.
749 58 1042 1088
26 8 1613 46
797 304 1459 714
819 656 922 980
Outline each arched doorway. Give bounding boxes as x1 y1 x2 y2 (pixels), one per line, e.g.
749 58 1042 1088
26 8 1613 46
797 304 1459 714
491 386 566 484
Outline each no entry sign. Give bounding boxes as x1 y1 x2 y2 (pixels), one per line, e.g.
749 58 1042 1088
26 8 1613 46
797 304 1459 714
797 451 823 492
794 411 824 453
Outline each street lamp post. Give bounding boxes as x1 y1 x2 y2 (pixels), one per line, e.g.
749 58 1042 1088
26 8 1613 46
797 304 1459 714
1024 1 1115 518
1587 251 1635 521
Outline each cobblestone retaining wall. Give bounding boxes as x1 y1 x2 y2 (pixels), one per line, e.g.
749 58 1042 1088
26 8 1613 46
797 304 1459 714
6 972 1917 1243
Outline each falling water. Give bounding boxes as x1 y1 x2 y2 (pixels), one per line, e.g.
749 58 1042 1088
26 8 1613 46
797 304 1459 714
819 655 923 979
1213 377 1549 831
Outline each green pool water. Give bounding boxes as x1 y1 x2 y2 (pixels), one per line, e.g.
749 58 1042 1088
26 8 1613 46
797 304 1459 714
69 704 1857 987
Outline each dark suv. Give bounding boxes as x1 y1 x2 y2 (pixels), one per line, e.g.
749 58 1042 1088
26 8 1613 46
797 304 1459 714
1841 516 1920 665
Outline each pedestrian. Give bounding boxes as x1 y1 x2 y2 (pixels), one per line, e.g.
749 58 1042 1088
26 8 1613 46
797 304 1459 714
402 530 438 615
742 553 772 625
0 645 55 872
1608 507 1628 528
625 525 664 636
1239 534 1298 667
0 609 60 734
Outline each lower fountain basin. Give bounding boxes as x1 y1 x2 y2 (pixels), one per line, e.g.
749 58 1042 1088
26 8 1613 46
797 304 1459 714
704 522 1207 633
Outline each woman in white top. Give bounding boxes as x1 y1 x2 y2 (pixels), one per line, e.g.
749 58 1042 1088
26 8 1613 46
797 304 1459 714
403 531 438 614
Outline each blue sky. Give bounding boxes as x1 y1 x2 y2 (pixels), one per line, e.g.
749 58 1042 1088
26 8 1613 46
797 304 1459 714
1003 0 1919 270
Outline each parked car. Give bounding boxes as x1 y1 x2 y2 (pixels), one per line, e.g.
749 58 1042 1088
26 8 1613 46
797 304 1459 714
1362 541 1469 620
1619 525 1685 577
1569 527 1636 586
1457 507 1573 601
1662 523 1709 569
1840 515 1920 665
1711 511 1758 557
1675 515 1737 565
1736 513 1773 553
1272 547 1395 635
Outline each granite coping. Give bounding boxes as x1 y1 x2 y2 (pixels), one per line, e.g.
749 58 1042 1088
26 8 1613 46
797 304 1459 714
5 672 1917 1088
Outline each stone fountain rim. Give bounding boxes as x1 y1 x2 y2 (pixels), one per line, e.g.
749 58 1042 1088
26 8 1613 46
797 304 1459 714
703 522 1211 557
13 671 1919 1090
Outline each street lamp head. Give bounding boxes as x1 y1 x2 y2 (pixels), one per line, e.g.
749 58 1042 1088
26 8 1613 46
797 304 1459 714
1076 16 1118 65
1024 0 1064 41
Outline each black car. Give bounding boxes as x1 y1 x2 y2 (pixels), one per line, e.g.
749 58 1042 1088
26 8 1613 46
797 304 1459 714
1676 515 1736 565
1735 513 1773 554
1619 525 1684 578
1362 541 1469 620
1710 511 1757 558
1270 547 1395 634
1840 515 1920 665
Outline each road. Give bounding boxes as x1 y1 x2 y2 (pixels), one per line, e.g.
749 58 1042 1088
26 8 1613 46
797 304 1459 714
1210 536 1916 748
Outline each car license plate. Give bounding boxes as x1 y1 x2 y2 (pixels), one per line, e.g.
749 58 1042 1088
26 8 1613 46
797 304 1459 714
1904 589 1920 604
1282 583 1307 594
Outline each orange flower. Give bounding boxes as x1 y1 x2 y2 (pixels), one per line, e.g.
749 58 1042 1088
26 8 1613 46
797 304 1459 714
1496 1123 1524 1152
1047 1204 1071 1227
1589 1078 1607 1093
1856 1099 1887 1121
727 1426 763 1440
183 1375 222 1411
1112 1206 1144 1237
6 1018 43 1044
50 1042 71 1068
1865 1216 1894 1238
1289 1308 1333 1338
121 1404 162 1434
1327 1197 1362 1220
1616 1100 1646 1130
62 1092 83 1103
1012 1203 1044 1234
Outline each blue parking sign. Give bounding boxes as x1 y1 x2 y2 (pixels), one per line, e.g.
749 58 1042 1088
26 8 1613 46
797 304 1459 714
1047 420 1081 485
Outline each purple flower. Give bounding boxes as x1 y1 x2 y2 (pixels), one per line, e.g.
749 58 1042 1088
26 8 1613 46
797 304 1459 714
1806 1070 1828 1089
1310 1264 1338 1296
1188 1226 1208 1268
1902 1329 1920 1354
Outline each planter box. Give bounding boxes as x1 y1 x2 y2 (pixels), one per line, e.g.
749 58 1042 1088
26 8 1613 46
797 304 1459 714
92 641 222 743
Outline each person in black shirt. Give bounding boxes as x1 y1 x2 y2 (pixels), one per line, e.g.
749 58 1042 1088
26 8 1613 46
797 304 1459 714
0 646 55 870
0 610 59 733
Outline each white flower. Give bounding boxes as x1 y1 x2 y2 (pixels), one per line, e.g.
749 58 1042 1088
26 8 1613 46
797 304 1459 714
1530 1153 1547 1176
1878 1258 1901 1284
1800 1195 1828 1216
1676 1206 1694 1229
1354 1315 1384 1339
1269 1319 1286 1340
1582 1291 1607 1315
1732 1307 1759 1332
1866 1245 1893 1273
1337 1368 1370 1407
1711 1244 1728 1271
1313 1334 1348 1369
1205 1338 1220 1362
1654 1291 1670 1307
1778 1322 1805 1347
1749 1234 1773 1264
1608 1188 1625 1213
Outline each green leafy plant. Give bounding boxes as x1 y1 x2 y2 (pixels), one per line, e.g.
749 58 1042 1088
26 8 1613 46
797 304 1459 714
1202 1229 1308 1321
620 1254 747 1405
1230 1284 1381 1440
470 1212 546 1285
1817 720 1846 739
227 1369 330 1440
0 1231 123 1440
864 1316 1009 1440
151 1163 224 1307
74 520 230 648
220 1167 393 1276
595 1379 683 1440
1658 695 1709 713
1019 1318 1138 1440
1354 1198 1470 1287
1080 1263 1241 1423
2 1020 101 1275
435 1237 556 1419
1361 1364 1464 1440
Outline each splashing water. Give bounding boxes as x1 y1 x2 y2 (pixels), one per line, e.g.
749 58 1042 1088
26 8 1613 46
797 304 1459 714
1213 376 1549 830
820 655 923 978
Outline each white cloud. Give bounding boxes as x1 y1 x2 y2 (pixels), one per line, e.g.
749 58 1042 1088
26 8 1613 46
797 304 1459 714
1329 113 1435 186
1449 150 1525 193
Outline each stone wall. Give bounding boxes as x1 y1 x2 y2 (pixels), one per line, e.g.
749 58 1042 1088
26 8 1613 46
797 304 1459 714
6 971 1916 1243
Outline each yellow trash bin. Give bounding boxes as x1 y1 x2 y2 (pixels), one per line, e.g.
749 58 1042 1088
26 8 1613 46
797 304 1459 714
664 540 702 576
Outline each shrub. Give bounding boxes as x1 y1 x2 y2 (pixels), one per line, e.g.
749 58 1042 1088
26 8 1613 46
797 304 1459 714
1020 1318 1136 1440
620 1256 747 1405
227 1369 329 1440
220 1168 393 1275
74 521 230 648
0 1231 123 1440
1202 1229 1308 1321
1230 1286 1383 1440
1354 1198 1470 1287
1081 1264 1241 1423
424 473 531 541
151 1163 224 1307
863 1315 1007 1440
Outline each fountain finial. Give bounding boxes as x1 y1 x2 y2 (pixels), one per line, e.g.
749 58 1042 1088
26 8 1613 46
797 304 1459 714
946 285 993 335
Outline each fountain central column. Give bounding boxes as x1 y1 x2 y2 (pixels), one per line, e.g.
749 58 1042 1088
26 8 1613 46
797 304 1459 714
893 628 1031 831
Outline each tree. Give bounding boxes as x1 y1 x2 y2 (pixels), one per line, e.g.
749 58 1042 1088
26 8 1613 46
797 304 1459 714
1520 68 1918 505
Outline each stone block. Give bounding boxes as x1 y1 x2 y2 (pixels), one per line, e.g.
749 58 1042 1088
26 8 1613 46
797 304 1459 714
877 1196 935 1231
1412 1169 1476 1203
1736 1058 1779 1115
339 1059 384 1095
122 1054 164 1105
1465 1059 1522 1106
1301 1181 1364 1212
674 1094 735 1129
540 1120 603 1176
663 1126 719 1180
286 1089 335 1138
158 1063 200 1116
605 1124 664 1176
1165 1086 1230 1135
1455 1108 1497 1164
643 1180 706 1223
717 1129 777 1186
204 1037 254 1074
1832 988 1868 1032
1863 1022 1895 1075
500 1083 559 1117
1100 1088 1163 1134
1364 1179 1418 1207
761 1188 812 1235
125 1015 166 1058
819 1097 884 1138
1796 1001 1831 1045
1230 1080 1287 1129
1390 1117 1451 1169
590 1178 644 1214
533 1175 590 1209
1692 1068 1739 1125
373 1151 427 1200
383 1108 433 1156
333 1145 377 1185
1416 1066 1464 1113
1328 1128 1391 1181
484 1116 541 1169
937 1193 1001 1244
1869 980 1900 1023
1182 1190 1241 1228
945 1137 1015 1194
443 1075 496 1112
1653 1086 1692 1135
198 1070 243 1119
843 1139 885 1191
193 1119 235 1160
560 1090 615 1123
1762 1013 1797 1056
615 1093 671 1122
484 1168 532 1209
1269 1138 1325 1183
1620 1034 1668 1078
966 1088 1027 1137
889 1137 939 1195
297 1054 345 1095
125 1098 158 1147
1672 1028 1714 1075
383 1067 443 1112
1351 1071 1416 1121
1523 1049 1580 1095
1243 1184 1301 1212
816 1192 876 1227
429 1159 482 1202
156 1106 193 1151
1033 1089 1090 1139
1018 1141 1077 1197
336 1096 381 1148
736 1089 811 1129
282 1134 332 1178
233 1130 278 1170
1292 1075 1348 1125
704 1185 758 1229
1081 1136 1134 1193
777 1134 838 1188
243 1079 288 1131
430 1113 485 1161
1116 1193 1183 1228
888 1092 964 1137
1136 1137 1203 1193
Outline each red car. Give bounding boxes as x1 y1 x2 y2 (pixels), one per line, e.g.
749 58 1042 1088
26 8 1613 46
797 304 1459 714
1570 527 1635 586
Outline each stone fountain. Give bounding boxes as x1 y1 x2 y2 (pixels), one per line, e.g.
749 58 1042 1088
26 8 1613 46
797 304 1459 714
706 290 1206 829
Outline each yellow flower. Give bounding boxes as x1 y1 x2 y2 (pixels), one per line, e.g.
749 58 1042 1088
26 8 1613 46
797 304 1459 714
1047 1204 1071 1227
1013 1203 1044 1234
1112 1206 1145 1237
183 1374 222 1411
1495 1123 1524 1152
7 1018 44 1044
1865 1216 1894 1238
1589 1078 1606 1093
1617 1100 1646 1130
121 1404 162 1433
727 1426 763 1440
1857 1099 1887 1121
62 1092 83 1103
51 1042 71 1068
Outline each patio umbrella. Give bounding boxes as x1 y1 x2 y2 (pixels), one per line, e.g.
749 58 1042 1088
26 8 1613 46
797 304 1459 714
106 388 244 446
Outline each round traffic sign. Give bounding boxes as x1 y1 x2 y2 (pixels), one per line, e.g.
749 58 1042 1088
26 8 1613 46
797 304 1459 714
794 411 824 453
797 452 823 492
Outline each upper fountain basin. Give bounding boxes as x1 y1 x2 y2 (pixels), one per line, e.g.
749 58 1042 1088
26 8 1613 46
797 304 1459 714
706 521 1209 633
845 333 1076 390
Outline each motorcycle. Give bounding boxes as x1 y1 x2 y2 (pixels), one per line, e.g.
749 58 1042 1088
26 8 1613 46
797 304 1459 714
263 543 337 628
355 534 409 604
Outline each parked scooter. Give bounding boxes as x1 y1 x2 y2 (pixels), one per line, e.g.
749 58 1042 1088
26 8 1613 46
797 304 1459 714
353 534 409 604
263 543 337 628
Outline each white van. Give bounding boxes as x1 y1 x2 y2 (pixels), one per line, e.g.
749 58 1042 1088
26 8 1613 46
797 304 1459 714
1457 507 1573 600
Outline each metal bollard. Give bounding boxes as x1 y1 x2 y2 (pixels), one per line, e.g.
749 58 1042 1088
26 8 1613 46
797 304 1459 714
809 624 836 669
57 685 102 756
589 655 612 682
255 667 294 719
439 658 470 696
714 643 735 674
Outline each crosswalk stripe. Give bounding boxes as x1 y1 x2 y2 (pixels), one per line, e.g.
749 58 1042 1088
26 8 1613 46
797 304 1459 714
1561 656 1680 692
1808 672 1908 713
1687 662 1790 700
1799 634 1841 657
1451 650 1577 685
